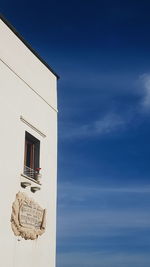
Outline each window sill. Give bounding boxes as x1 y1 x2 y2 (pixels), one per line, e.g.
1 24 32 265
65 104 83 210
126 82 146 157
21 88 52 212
21 173 42 185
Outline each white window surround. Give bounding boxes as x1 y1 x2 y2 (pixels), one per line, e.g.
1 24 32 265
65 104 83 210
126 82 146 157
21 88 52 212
20 115 46 138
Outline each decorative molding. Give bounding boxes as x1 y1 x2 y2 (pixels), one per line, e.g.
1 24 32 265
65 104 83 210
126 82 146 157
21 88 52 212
11 192 46 240
20 115 46 138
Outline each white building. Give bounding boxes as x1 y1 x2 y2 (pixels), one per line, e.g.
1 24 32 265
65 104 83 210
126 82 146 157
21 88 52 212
0 15 59 267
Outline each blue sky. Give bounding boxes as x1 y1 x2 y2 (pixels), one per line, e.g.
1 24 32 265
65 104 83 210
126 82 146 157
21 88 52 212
1 1 150 266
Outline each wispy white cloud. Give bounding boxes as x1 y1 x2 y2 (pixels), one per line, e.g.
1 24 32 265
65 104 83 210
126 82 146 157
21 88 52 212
60 112 130 139
57 183 150 239
93 113 126 133
60 72 150 140
57 251 150 267
58 182 150 203
57 73 150 267
58 208 150 239
57 182 150 267
140 73 150 110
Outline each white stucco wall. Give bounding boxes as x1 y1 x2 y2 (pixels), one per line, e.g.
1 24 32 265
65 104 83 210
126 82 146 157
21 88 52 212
0 18 57 267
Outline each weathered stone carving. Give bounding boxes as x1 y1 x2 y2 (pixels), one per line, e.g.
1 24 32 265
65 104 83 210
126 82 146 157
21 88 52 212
11 192 46 240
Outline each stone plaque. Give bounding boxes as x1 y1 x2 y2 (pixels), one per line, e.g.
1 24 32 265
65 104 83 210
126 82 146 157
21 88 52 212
11 192 46 240
19 203 44 229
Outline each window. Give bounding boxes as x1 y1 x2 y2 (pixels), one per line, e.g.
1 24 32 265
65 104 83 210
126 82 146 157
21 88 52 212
24 131 40 179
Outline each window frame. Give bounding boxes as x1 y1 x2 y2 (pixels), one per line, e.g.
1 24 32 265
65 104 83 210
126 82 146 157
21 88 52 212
24 131 40 176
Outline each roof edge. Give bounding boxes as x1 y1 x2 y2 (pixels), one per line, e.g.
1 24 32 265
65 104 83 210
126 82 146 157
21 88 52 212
0 14 60 79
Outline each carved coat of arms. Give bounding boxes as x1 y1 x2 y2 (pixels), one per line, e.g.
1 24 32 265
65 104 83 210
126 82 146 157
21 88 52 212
11 192 46 240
